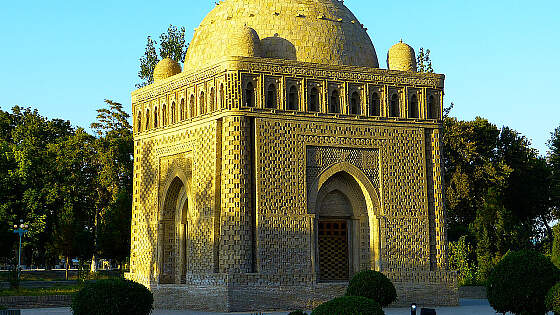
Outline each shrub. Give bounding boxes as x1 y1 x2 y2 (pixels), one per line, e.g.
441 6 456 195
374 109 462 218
345 270 397 307
448 235 478 286
487 250 560 315
552 224 560 269
546 282 560 315
312 296 384 315
71 279 153 315
288 311 307 315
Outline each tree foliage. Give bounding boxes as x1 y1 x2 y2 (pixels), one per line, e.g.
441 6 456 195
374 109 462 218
487 250 560 315
90 100 133 265
0 103 133 269
448 235 477 286
137 25 187 88
549 126 560 218
416 47 433 73
443 116 555 283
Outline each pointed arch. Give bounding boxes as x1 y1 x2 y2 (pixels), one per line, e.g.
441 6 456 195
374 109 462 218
309 162 380 217
308 162 382 274
158 164 193 285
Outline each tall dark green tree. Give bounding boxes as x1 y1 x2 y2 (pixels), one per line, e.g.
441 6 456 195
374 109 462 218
47 128 97 278
549 126 560 218
90 100 134 269
137 25 187 88
443 116 555 282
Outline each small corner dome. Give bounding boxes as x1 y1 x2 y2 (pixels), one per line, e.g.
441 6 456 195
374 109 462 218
153 58 182 82
387 41 417 72
226 25 262 58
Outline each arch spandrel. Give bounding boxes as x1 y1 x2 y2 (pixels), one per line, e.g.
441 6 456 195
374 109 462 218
158 156 193 222
308 161 381 218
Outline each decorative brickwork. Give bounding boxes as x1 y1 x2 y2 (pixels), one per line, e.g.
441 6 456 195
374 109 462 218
126 0 457 311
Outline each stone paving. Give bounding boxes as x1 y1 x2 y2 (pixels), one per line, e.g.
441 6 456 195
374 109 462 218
17 299 554 315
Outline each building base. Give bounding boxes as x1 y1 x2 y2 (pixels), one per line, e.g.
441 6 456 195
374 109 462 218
145 271 458 312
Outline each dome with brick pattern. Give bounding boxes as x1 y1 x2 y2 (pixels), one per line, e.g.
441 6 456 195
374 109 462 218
387 41 417 72
184 0 379 71
153 58 182 82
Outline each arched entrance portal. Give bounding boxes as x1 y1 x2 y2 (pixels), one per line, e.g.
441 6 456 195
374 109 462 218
316 171 371 282
160 176 190 284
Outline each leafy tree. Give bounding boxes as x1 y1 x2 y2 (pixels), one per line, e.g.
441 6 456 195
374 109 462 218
443 117 511 234
0 106 76 267
46 128 98 278
442 116 555 282
549 126 560 219
90 100 133 270
416 47 433 73
448 235 477 286
137 25 187 88
552 224 560 268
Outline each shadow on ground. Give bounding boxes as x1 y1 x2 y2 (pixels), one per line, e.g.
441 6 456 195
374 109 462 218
18 299 555 315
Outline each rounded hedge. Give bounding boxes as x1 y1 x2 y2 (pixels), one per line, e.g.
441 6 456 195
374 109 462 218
487 250 560 315
346 270 397 307
546 282 560 314
311 296 384 315
71 279 153 315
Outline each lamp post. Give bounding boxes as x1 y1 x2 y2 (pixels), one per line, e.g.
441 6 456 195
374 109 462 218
411 303 417 315
13 220 29 280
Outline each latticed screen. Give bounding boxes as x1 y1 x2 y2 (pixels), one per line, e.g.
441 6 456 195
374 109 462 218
318 220 349 281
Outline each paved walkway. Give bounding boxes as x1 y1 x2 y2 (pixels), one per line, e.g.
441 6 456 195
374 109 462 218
17 299 554 315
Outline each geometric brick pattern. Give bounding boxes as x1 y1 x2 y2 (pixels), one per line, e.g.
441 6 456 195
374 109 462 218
126 4 453 309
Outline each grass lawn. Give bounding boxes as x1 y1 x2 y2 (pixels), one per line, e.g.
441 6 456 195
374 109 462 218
0 285 80 297
0 270 124 282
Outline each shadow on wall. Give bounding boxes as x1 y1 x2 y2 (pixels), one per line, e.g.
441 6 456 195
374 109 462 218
261 36 297 61
137 143 158 284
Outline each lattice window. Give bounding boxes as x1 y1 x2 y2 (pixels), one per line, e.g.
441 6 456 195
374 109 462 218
318 220 349 281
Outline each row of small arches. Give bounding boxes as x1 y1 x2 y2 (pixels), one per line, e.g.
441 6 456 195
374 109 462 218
137 84 225 132
244 82 441 119
136 83 441 133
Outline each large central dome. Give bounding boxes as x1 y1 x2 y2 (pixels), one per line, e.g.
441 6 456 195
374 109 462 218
184 0 379 71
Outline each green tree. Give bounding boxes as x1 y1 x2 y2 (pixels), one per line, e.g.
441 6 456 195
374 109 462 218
416 47 433 73
90 100 133 270
448 235 477 286
137 25 187 88
0 106 76 267
552 224 560 268
442 117 511 235
549 126 560 219
442 117 555 283
46 128 98 279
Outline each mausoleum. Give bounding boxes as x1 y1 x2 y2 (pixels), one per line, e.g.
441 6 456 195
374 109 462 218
126 0 458 311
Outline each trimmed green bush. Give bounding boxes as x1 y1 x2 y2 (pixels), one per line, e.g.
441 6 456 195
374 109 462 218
546 282 560 315
311 296 384 315
71 279 153 315
487 250 560 315
346 270 397 307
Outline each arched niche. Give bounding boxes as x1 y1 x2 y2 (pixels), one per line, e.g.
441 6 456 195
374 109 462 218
158 165 192 285
308 162 382 280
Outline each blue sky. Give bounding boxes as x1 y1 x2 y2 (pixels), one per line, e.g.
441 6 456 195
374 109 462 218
0 0 558 154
